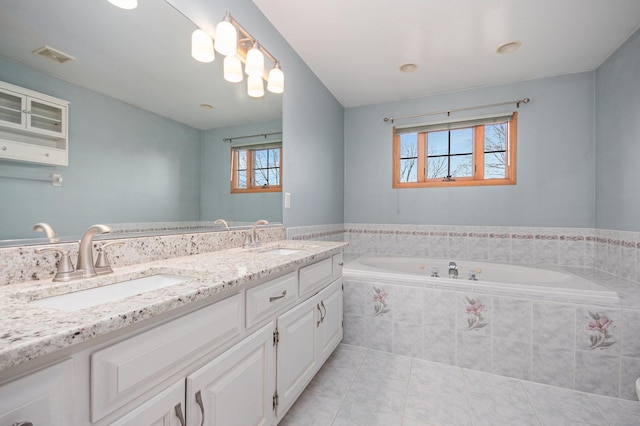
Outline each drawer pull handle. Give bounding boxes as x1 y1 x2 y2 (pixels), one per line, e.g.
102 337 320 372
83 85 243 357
269 290 287 302
316 303 322 327
195 390 205 426
320 300 327 323
12 422 33 426
175 403 186 426
339 262 344 266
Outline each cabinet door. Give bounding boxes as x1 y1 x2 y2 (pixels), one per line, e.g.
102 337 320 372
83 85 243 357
0 87 26 131
110 380 186 426
186 323 276 426
0 359 72 426
317 279 343 363
275 292 321 417
26 97 67 137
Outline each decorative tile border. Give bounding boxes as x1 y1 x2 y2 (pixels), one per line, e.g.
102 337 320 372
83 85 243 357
288 224 640 284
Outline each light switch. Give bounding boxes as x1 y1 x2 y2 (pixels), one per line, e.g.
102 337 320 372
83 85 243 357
284 192 291 208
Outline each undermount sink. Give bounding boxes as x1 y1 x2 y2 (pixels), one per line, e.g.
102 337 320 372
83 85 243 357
30 274 193 311
259 248 302 256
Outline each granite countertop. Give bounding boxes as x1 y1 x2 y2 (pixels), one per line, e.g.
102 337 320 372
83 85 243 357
0 240 347 374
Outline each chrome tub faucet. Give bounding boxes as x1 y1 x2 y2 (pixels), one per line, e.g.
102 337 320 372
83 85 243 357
448 261 458 279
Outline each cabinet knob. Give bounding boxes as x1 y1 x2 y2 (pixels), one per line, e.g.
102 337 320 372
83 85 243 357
1 146 6 151
45 152 50 157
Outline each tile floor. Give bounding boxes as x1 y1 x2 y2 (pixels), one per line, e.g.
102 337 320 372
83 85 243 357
279 344 640 426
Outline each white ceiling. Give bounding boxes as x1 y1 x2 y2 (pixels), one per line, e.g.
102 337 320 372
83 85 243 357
0 0 282 130
252 0 640 108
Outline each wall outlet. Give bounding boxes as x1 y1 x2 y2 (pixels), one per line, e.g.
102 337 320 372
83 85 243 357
284 192 291 209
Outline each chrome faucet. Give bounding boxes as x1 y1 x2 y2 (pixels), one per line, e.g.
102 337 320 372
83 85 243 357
76 224 112 279
214 219 229 229
251 219 269 247
448 261 458 279
33 222 59 242
36 224 111 282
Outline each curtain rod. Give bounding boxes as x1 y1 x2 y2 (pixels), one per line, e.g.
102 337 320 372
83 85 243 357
383 98 530 124
223 131 282 143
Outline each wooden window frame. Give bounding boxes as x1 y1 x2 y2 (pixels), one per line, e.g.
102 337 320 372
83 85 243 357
231 144 283 194
393 112 517 188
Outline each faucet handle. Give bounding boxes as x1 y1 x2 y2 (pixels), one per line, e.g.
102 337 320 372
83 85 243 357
94 241 124 274
35 247 75 279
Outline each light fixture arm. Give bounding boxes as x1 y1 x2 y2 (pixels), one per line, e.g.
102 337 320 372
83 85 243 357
226 14 279 65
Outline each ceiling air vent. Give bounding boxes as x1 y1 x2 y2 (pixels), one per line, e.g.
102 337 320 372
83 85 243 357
33 45 76 64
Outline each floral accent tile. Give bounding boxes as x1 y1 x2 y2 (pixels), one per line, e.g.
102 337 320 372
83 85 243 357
464 296 488 330
585 311 615 350
371 286 391 316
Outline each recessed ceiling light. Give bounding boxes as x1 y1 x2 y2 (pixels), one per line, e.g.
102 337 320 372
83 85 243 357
107 0 137 10
399 63 418 73
496 41 522 54
199 103 214 110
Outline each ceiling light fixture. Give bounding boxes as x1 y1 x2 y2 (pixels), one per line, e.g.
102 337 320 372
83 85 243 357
214 13 238 56
399 63 418 73
191 29 215 63
247 75 264 98
267 62 284 94
224 55 244 83
496 41 522 54
107 0 137 10
245 41 265 77
191 12 284 96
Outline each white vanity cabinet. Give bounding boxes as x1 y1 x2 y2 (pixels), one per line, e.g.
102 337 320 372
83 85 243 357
0 80 69 166
276 278 343 418
0 359 73 426
186 322 276 426
0 249 345 426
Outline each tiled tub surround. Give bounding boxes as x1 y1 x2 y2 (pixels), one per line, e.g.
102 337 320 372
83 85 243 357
0 239 346 374
342 262 640 401
288 223 640 284
0 225 285 286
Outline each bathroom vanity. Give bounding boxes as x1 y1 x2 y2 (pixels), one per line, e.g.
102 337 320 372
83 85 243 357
0 240 346 425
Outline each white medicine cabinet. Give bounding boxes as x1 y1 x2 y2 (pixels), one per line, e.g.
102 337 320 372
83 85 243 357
0 80 69 166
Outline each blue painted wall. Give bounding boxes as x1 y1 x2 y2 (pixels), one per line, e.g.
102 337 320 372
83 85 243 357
201 119 283 223
595 28 640 231
0 57 202 239
344 73 596 227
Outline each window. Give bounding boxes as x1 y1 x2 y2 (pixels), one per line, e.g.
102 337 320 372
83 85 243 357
393 112 517 188
231 143 282 193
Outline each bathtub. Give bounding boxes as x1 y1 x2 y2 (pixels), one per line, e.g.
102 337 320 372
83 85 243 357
344 255 618 300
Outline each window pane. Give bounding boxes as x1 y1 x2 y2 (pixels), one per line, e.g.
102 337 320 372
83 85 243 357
269 148 281 167
484 152 506 178
450 128 473 154
400 133 418 159
484 123 507 152
237 150 247 170
237 170 247 188
427 131 448 156
254 171 268 187
427 156 448 179
399 159 417 182
268 168 280 185
254 149 268 168
450 154 473 177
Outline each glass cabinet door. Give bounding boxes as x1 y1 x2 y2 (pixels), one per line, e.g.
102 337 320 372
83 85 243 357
27 97 66 137
0 88 26 130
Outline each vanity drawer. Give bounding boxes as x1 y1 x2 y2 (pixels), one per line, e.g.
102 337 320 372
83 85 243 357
91 292 243 422
246 271 298 328
299 258 332 297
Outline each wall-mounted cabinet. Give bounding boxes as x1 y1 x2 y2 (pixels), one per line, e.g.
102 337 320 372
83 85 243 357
0 80 69 166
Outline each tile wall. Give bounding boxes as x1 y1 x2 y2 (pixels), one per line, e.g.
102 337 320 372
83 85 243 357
287 223 640 400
